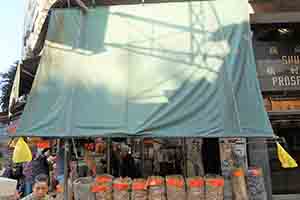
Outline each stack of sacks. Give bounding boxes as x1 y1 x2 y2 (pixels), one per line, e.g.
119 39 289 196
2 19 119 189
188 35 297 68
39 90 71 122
148 176 166 200
205 175 224 200
186 177 205 200
91 174 113 200
113 177 131 200
131 178 148 200
166 175 186 200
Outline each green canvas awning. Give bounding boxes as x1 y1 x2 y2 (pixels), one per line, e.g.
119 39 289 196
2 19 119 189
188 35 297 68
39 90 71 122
16 0 274 137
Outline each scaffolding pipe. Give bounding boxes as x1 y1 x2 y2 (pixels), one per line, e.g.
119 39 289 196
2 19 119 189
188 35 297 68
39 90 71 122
140 138 145 177
64 139 70 200
107 138 112 174
183 138 187 177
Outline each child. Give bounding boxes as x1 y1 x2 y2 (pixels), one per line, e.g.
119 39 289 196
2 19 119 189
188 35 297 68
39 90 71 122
21 174 52 200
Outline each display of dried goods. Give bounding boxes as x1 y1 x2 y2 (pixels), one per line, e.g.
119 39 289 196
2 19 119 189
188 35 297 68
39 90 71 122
148 176 166 200
92 174 114 200
166 175 186 200
69 173 229 200
186 177 205 200
113 177 131 200
132 178 148 200
231 168 248 200
205 175 224 200
247 167 267 200
95 174 114 184
92 184 113 200
73 177 95 200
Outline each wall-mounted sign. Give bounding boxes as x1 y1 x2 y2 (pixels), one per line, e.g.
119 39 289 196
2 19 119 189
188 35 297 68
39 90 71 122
254 41 300 92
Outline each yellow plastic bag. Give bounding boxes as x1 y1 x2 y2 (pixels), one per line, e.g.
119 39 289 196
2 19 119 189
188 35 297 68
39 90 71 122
12 137 32 163
276 142 298 168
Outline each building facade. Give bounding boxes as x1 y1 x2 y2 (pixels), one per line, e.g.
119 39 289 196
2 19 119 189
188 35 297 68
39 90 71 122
251 0 300 198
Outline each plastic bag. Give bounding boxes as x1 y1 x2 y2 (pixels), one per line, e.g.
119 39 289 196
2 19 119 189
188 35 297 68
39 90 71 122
12 138 32 163
276 142 298 168
93 174 113 200
205 175 224 200
73 177 95 200
166 175 186 200
131 178 147 200
148 176 166 200
186 177 205 200
113 177 131 200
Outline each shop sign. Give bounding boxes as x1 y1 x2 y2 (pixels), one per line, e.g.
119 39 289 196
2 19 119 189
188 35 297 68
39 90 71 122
255 42 300 91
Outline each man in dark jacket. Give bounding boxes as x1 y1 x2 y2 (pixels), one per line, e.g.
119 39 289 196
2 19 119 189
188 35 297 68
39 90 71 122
120 145 139 178
32 149 50 182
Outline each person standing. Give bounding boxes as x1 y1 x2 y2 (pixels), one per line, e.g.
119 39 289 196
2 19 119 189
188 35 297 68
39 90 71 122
23 161 33 196
32 149 50 183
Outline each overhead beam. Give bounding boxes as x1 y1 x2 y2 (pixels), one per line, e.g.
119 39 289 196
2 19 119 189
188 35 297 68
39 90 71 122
251 12 300 24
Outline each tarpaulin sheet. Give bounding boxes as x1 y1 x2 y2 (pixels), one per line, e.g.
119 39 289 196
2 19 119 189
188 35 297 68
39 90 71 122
16 0 274 137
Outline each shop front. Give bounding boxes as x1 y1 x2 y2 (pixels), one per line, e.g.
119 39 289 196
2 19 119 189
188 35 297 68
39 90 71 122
253 22 300 199
6 0 275 199
267 114 300 200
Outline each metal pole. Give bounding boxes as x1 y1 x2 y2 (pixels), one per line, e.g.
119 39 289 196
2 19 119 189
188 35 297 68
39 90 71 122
67 0 71 8
140 138 145 177
64 139 70 200
72 138 78 159
183 138 187 177
107 138 111 174
56 139 61 154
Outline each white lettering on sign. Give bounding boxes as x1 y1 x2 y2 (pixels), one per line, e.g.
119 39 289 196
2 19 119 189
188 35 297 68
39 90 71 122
291 76 296 86
279 76 284 86
272 75 300 87
282 56 300 65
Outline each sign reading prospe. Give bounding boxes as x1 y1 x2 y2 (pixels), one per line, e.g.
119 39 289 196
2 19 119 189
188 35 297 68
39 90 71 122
255 42 300 92
263 56 300 87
